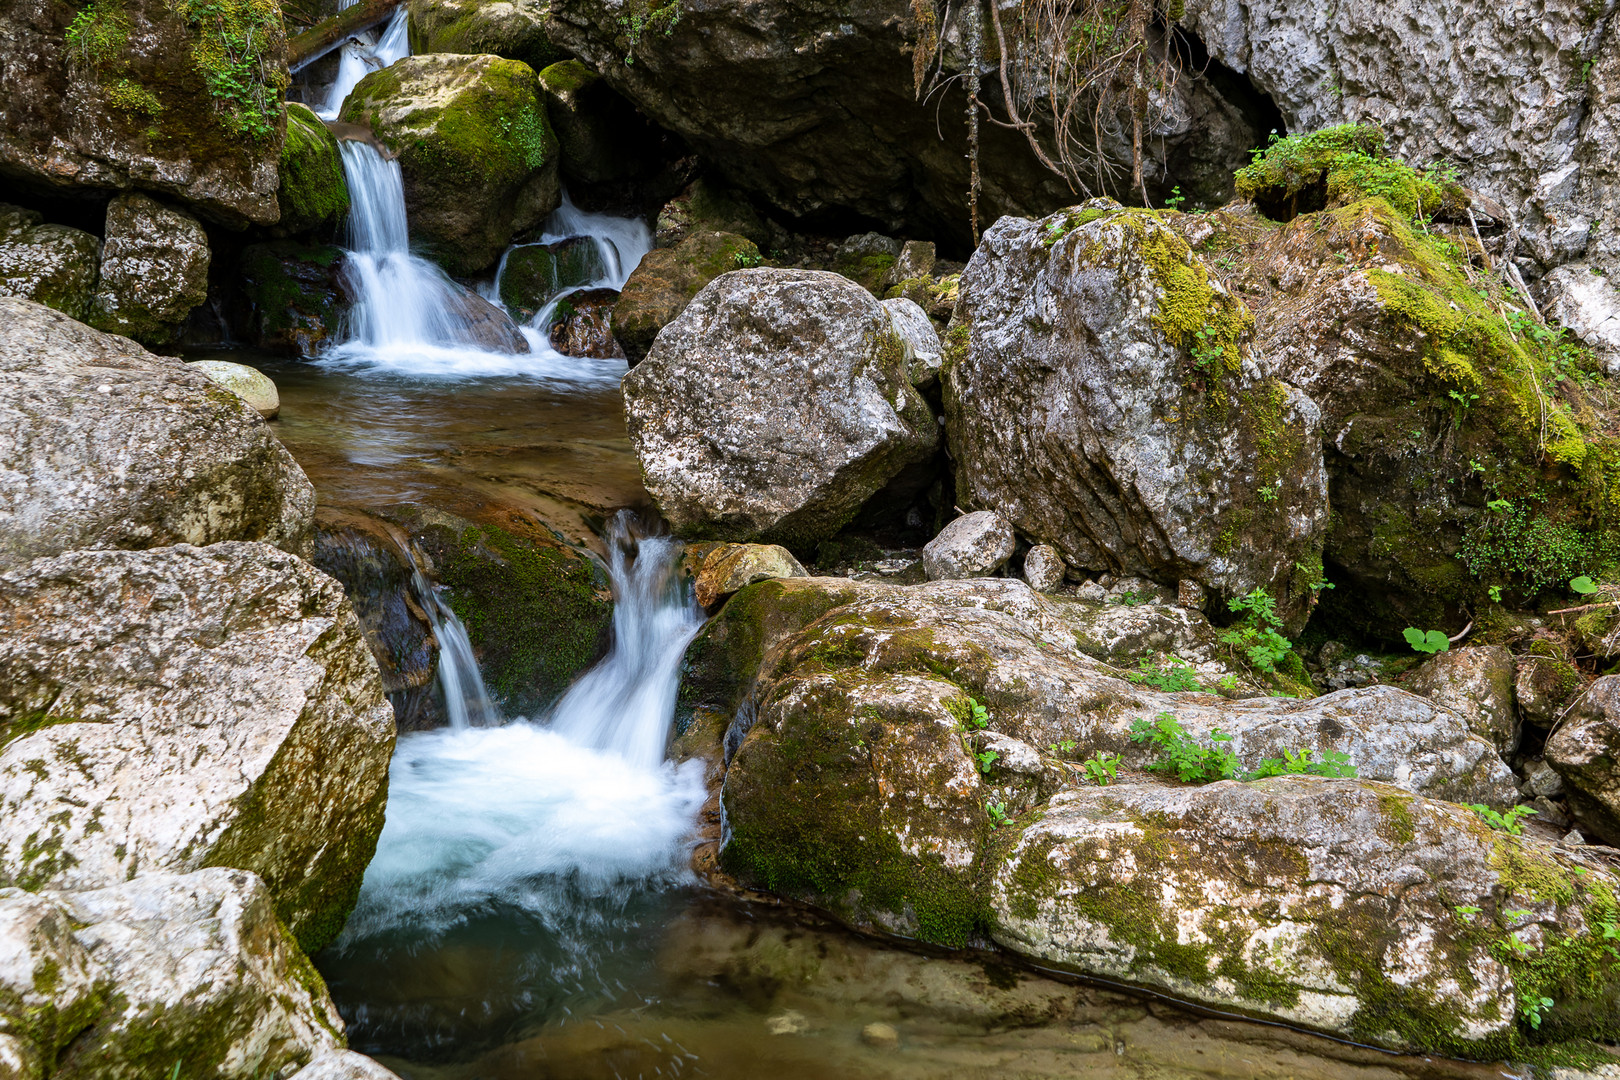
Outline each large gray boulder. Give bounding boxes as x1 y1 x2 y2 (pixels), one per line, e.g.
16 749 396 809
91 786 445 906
622 269 939 548
944 202 1329 631
0 298 315 571
0 869 344 1080
0 205 99 322
1546 675 1620 842
922 510 1015 580
0 542 395 951
85 192 211 346
1403 645 1519 756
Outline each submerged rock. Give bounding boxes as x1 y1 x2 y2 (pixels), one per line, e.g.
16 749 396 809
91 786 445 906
922 511 1015 580
0 542 395 951
622 269 939 549
612 230 760 364
409 0 563 72
0 298 315 570
239 240 350 356
277 102 351 238
187 359 280 419
0 868 343 1079
443 282 533 354
341 54 560 274
0 204 100 321
944 202 1329 631
85 192 210 346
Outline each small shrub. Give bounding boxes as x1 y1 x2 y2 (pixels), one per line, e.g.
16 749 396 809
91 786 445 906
1080 752 1121 786
1220 587 1292 674
1245 748 1357 780
1468 803 1538 835
985 800 1010 829
1126 656 1201 693
1128 712 1238 783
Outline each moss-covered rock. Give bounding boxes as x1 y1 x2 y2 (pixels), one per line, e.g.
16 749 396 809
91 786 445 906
498 236 604 319
1234 124 1468 223
238 240 349 356
275 102 349 236
408 0 564 72
654 178 776 250
538 59 663 186
0 204 100 322
86 192 210 346
611 230 759 363
340 53 560 274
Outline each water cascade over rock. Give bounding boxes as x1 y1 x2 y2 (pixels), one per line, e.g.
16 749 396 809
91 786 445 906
316 8 411 122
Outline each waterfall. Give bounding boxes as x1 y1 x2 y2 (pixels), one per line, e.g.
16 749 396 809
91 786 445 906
314 7 409 121
406 547 496 730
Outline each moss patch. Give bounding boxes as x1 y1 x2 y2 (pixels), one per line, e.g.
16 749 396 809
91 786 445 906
276 102 348 235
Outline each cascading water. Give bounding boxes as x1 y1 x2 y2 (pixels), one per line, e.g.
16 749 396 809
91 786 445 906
406 546 496 730
313 7 409 121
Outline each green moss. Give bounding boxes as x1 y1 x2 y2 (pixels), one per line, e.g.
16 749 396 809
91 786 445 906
65 0 129 68
538 59 596 95
105 78 162 117
1376 791 1418 844
171 0 289 142
1235 125 1463 221
0 708 83 752
276 102 348 234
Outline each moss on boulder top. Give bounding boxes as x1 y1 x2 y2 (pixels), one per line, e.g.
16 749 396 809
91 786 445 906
340 53 559 274
1234 124 1469 222
408 0 564 73
275 102 349 237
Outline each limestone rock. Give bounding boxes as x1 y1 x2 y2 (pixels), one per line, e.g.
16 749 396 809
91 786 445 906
611 230 759 364
1544 265 1620 375
922 511 1015 581
408 0 563 72
1403 645 1519 756
276 102 350 238
292 1051 407 1080
341 54 560 274
1546 676 1620 842
944 203 1329 631
689 542 807 609
653 178 775 250
991 777 1620 1053
0 0 287 226
0 542 395 950
538 60 663 186
187 359 280 419
1022 544 1065 592
0 205 99 321
86 193 210 346
239 241 350 356
879 296 942 388
0 298 316 570
0 869 344 1079
622 269 938 547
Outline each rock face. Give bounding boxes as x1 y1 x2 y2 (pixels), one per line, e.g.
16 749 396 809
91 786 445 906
187 359 281 419
277 102 350 237
1404 645 1519 756
0 299 315 570
0 0 289 226
0 869 344 1080
538 60 663 186
945 203 1329 631
0 542 395 951
622 269 939 549
991 777 1620 1054
239 241 350 356
1546 675 1620 842
611 230 760 364
922 511 1015 580
341 54 560 274
409 0 563 72
0 204 100 321
85 192 210 345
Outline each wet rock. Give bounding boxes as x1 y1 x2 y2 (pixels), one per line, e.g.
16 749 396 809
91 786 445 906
0 204 100 321
548 286 622 358
292 1050 407 1080
186 359 280 419
689 542 807 609
86 193 210 346
444 283 532 353
611 230 760 364
1022 544 1065 592
944 202 1328 632
622 269 938 548
0 0 287 225
922 511 1015 581
538 60 664 186
409 0 563 72
239 240 350 356
0 868 344 1079
0 542 395 950
341 54 560 274
1403 645 1519 756
276 102 350 238
499 236 605 320
1546 676 1620 841
991 776 1620 1054
0 298 315 570
879 296 942 388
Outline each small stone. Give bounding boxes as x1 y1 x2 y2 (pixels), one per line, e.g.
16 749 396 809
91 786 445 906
1526 759 1566 799
922 511 1016 580
1564 829 1588 846
691 542 807 608
187 359 281 419
1022 544 1064 592
765 1010 808 1035
1176 578 1206 610
1075 579 1107 602
860 1021 899 1049
1531 796 1572 830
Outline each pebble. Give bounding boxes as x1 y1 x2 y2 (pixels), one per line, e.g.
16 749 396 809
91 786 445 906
861 1022 899 1049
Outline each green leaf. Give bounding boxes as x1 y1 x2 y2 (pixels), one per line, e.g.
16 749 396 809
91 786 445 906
1571 575 1601 595
1403 627 1450 654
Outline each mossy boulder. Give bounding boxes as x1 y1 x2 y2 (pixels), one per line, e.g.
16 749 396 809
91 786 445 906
238 240 349 356
943 200 1329 633
408 0 564 72
340 53 560 274
654 178 776 250
498 235 604 319
0 204 100 321
1233 124 1468 223
275 102 349 237
1402 644 1519 755
85 192 210 346
538 59 663 186
611 230 759 364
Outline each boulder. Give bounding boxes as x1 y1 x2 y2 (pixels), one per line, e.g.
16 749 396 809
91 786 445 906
408 0 563 72
547 286 622 358
239 241 350 356
835 232 902 293
654 178 775 250
85 192 210 346
688 542 807 608
0 0 288 225
0 869 345 1080
922 511 1015 580
1517 646 1584 727
1546 676 1620 841
991 777 1620 1054
443 283 533 354
498 236 604 319
538 60 663 186
293 1051 407 1080
0 542 395 951
621 269 939 548
276 102 350 237
0 205 100 321
340 54 560 274
611 230 760 364
0 298 315 570
186 359 280 419
1022 543 1064 592
944 202 1329 631
879 296 942 388
1403 645 1519 756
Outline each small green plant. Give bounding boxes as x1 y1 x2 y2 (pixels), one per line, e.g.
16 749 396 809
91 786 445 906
1112 588 1148 607
959 697 990 731
1455 904 1482 918
1080 752 1121 786
1220 587 1292 673
1505 931 1534 957
986 800 1010 829
1521 995 1555 1030
617 0 682 62
732 249 762 269
1216 673 1240 693
1049 737 1077 756
975 748 1001 775
1129 712 1238 783
1126 656 1201 693
1163 185 1185 211
1468 803 1538 835
1488 585 1503 604
1244 748 1357 780
1257 482 1279 502
1402 627 1450 654
1189 324 1227 376
1571 575 1601 595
